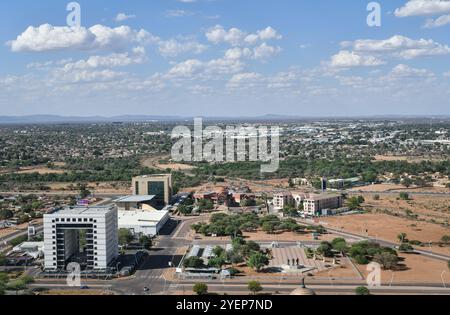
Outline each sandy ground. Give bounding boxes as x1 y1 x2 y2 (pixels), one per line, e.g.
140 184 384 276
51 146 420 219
47 182 131 194
319 214 450 251
0 167 65 175
361 194 450 224
373 155 447 163
357 253 450 284
353 184 450 194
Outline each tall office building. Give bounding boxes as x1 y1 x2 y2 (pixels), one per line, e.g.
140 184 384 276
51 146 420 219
43 206 119 272
132 174 173 208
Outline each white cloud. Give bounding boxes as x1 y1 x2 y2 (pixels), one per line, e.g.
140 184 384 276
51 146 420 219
395 0 450 17
115 13 136 22
330 50 385 68
8 24 154 52
252 43 282 60
423 13 450 27
205 25 282 47
165 10 194 17
389 64 435 78
157 39 207 57
343 35 450 59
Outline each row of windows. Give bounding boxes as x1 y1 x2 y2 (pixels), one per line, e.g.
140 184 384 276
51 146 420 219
52 218 97 223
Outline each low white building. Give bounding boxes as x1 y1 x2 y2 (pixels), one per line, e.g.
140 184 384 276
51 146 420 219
118 210 170 237
13 241 44 259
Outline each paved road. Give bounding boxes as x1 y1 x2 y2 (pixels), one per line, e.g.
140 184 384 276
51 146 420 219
173 283 450 295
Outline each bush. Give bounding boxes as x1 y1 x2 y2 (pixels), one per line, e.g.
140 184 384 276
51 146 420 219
247 253 269 272
398 243 414 253
208 257 226 268
355 286 371 296
248 281 263 295
9 235 27 247
354 255 369 265
373 252 399 270
226 267 241 276
193 283 208 295
183 256 205 269
399 192 410 200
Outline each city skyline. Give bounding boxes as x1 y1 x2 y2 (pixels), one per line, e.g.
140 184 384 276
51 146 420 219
1 0 450 117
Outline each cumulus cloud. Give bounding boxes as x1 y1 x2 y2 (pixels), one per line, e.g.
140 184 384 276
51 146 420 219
423 13 450 27
157 39 207 57
205 25 282 47
342 35 450 59
395 1 450 28
395 0 450 17
115 13 136 22
329 50 385 68
8 24 154 52
389 64 435 78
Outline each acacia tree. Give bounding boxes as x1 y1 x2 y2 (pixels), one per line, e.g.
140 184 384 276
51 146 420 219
247 253 269 272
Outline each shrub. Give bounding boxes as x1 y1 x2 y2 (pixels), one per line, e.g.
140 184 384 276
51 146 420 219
355 286 371 296
193 283 208 295
183 256 204 269
248 281 263 295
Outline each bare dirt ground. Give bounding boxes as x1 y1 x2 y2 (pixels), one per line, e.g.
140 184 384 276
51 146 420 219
47 182 131 194
319 213 450 254
141 155 195 172
362 194 450 225
0 167 66 175
357 253 450 284
353 183 450 193
373 155 447 163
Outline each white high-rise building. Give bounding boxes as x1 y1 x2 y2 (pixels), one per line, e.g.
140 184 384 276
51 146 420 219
44 206 119 271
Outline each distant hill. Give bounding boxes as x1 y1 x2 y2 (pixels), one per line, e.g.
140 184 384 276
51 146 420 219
0 114 448 125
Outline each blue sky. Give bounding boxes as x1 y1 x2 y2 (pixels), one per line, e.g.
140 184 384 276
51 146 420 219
1 0 450 116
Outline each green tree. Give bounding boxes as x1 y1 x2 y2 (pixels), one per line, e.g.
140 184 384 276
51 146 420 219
373 252 398 270
399 192 410 200
0 253 6 266
212 246 225 258
78 183 91 199
207 256 226 268
247 281 263 295
317 241 334 258
118 229 133 246
139 235 152 250
178 204 193 216
261 221 279 234
397 233 408 244
0 209 13 220
183 256 205 269
355 286 371 296
247 253 269 272
193 283 208 295
441 235 450 244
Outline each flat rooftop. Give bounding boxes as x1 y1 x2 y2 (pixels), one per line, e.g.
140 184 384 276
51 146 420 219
47 206 116 216
118 210 169 226
114 195 156 203
305 194 342 201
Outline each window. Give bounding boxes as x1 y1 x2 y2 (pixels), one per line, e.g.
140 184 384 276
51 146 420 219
135 181 140 195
